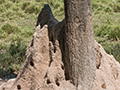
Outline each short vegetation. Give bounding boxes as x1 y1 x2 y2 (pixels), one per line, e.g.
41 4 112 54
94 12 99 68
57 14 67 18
0 0 120 76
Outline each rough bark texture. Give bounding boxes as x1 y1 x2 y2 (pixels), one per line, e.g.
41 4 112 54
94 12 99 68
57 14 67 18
64 0 96 89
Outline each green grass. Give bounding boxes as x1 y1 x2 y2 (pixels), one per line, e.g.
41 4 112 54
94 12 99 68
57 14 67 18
0 0 120 76
92 0 120 62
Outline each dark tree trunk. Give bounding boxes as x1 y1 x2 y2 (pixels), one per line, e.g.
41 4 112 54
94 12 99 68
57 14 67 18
64 0 96 89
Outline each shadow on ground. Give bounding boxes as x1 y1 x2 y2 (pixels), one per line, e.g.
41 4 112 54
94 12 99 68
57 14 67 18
0 70 17 80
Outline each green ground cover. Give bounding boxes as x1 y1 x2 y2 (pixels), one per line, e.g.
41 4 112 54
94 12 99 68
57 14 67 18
0 0 120 76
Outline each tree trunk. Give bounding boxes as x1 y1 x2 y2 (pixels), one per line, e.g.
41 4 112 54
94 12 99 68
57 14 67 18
64 0 96 90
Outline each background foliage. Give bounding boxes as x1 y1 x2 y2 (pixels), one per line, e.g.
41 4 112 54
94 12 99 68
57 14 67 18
0 0 120 76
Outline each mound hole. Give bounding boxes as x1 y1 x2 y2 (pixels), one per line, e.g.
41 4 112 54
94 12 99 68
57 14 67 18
55 79 60 86
101 83 106 89
61 65 64 70
17 85 21 90
47 79 51 84
30 60 34 67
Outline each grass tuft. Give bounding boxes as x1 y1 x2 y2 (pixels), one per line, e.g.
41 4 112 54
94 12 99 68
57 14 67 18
0 38 26 74
21 1 30 10
25 3 40 14
9 0 21 3
1 23 20 34
0 0 5 4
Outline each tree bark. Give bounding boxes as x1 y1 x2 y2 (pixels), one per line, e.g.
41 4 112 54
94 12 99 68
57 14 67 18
64 0 96 90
